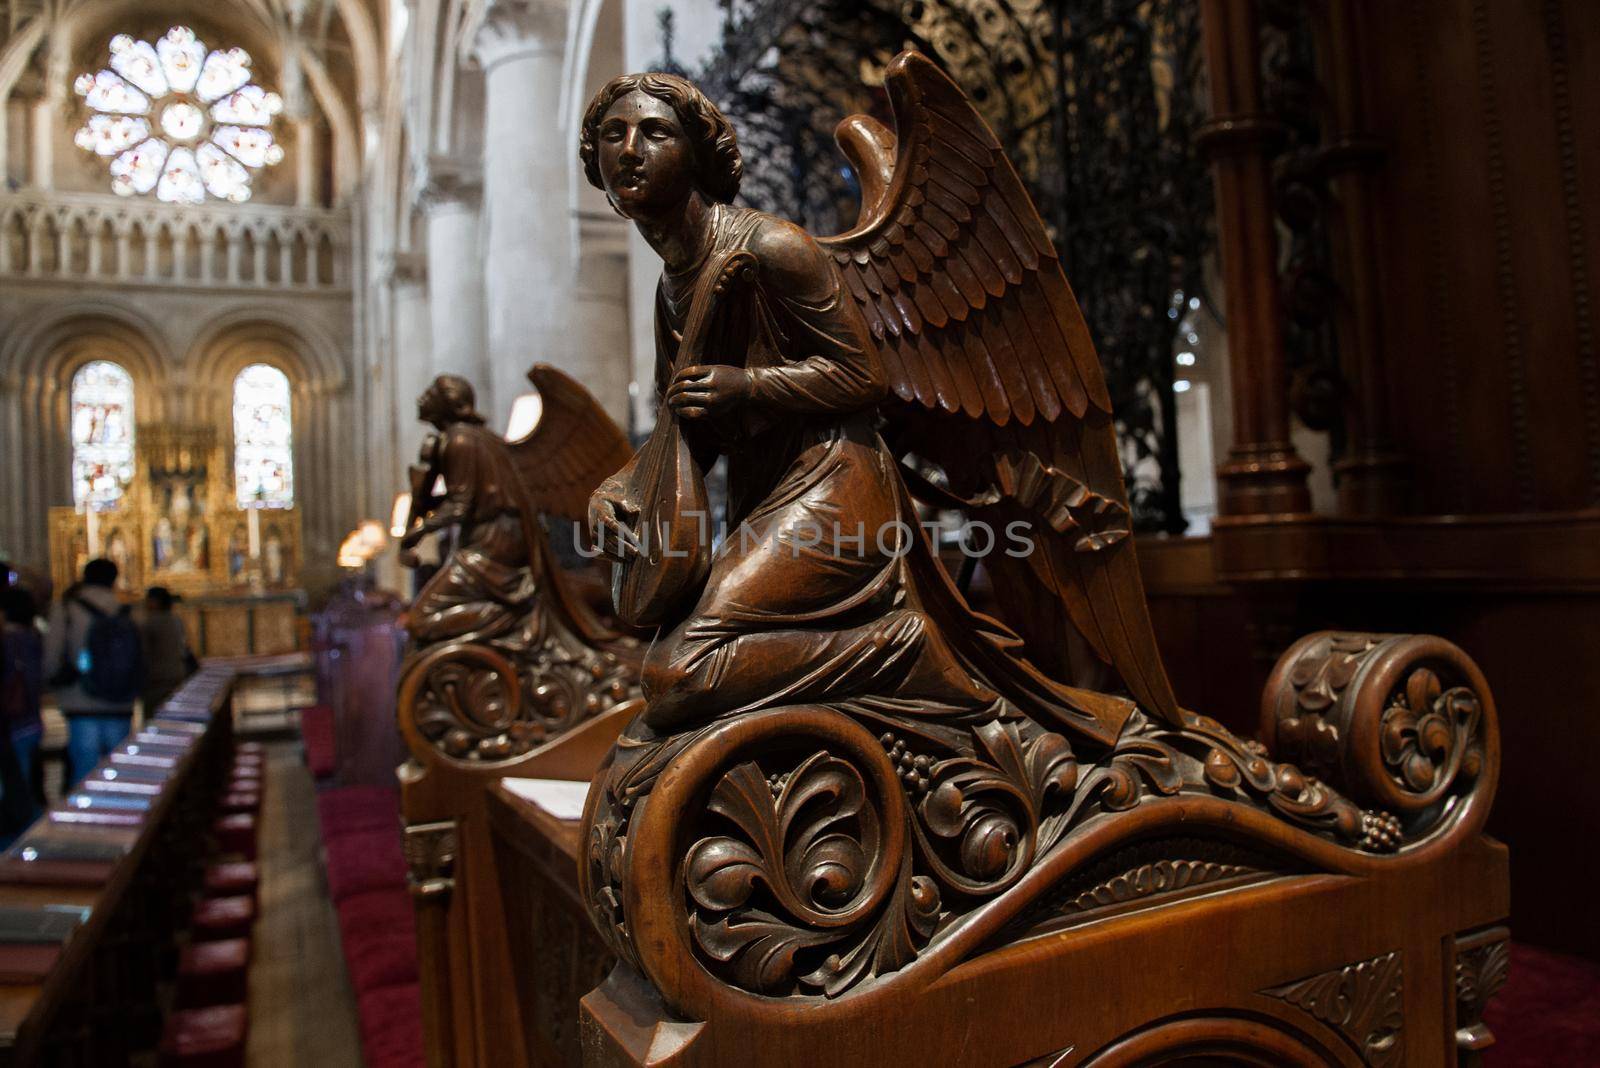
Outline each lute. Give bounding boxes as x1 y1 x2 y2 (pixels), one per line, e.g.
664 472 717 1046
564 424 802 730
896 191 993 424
612 248 757 627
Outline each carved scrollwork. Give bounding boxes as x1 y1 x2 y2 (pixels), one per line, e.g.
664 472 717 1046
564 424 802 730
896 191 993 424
685 751 937 997
583 699 1424 1015
398 627 636 764
1264 950 1405 1067
1263 632 1498 832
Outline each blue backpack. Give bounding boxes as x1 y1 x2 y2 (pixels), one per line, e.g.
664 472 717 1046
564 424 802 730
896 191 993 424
75 597 143 703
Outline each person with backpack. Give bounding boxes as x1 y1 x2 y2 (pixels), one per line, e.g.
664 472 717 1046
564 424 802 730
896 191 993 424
44 558 143 785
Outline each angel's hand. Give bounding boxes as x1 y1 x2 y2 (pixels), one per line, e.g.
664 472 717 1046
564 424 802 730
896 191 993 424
666 365 752 419
588 481 639 560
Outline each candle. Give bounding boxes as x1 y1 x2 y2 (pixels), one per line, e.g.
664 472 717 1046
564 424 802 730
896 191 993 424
86 506 100 558
247 505 261 561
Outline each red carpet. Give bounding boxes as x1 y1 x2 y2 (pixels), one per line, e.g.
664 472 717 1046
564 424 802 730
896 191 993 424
1486 943 1600 1065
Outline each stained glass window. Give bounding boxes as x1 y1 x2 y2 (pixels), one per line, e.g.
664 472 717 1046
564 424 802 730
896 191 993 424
71 361 136 509
233 364 294 508
73 26 284 204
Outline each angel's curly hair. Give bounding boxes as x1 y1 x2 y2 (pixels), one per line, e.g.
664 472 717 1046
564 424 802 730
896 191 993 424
422 374 484 425
579 73 743 204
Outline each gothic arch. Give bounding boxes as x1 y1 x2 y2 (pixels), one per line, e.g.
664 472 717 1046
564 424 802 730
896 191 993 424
184 310 352 572
0 301 171 567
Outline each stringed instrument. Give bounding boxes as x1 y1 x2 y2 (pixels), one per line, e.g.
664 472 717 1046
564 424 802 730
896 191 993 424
612 248 758 627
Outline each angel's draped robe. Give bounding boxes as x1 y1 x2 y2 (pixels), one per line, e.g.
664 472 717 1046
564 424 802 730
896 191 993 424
639 204 1129 748
409 421 538 645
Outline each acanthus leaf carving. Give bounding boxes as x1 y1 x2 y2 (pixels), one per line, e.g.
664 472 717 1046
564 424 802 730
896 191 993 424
1266 950 1405 1068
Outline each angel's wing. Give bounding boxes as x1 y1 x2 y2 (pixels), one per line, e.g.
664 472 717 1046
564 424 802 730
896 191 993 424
506 364 634 524
817 51 1180 725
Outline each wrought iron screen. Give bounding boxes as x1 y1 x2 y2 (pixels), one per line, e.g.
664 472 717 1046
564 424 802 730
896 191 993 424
658 0 1215 533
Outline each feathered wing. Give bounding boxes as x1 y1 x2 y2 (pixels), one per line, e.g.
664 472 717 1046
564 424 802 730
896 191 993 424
506 363 635 645
507 364 634 524
818 51 1180 725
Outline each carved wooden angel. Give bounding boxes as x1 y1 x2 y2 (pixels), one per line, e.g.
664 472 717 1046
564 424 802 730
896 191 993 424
576 54 1497 1019
584 54 1171 749
399 367 638 756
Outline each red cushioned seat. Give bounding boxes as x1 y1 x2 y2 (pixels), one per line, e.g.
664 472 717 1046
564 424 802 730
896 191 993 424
204 861 259 901
299 705 336 780
192 894 255 941
317 786 400 840
219 791 260 815
325 828 406 903
159 1003 246 1068
1485 943 1600 1066
336 890 414 969
176 938 249 1008
342 922 418 993
356 983 425 1068
212 813 258 861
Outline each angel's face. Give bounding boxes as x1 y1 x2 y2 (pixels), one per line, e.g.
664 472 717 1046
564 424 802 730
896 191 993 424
596 91 697 219
417 387 450 429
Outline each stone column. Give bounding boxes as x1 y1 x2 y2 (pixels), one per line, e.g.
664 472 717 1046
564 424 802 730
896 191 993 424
572 214 633 428
419 162 491 408
389 251 433 484
31 35 69 190
473 0 574 430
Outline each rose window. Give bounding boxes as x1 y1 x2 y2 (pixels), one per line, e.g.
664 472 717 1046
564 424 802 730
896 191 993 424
73 26 284 204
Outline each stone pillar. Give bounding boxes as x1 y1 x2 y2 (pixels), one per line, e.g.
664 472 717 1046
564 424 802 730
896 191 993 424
295 118 319 208
473 0 574 430
389 251 433 485
420 163 491 408
31 36 68 190
572 214 633 428
1197 0 1312 517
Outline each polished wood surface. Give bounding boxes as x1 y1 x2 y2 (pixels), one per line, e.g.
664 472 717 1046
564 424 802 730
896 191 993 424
561 50 1509 1067
1165 0 1600 967
395 365 645 1068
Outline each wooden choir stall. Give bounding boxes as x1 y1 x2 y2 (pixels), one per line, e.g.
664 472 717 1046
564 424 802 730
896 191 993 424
396 46 1512 1068
0 665 248 1066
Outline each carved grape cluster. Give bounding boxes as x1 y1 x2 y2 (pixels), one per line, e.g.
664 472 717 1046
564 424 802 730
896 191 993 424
879 732 934 795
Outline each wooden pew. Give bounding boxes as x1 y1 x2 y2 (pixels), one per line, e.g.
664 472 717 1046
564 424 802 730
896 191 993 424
573 632 1509 1067
399 694 640 1068
0 665 236 1066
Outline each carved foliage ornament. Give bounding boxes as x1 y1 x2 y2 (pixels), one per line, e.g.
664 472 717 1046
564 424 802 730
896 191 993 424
585 701 1417 1003
1454 928 1511 1056
402 638 633 763
1266 632 1493 822
1265 951 1405 1067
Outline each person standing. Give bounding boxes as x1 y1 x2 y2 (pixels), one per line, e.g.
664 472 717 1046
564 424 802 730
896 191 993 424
44 559 143 785
138 587 195 712
1 586 44 833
